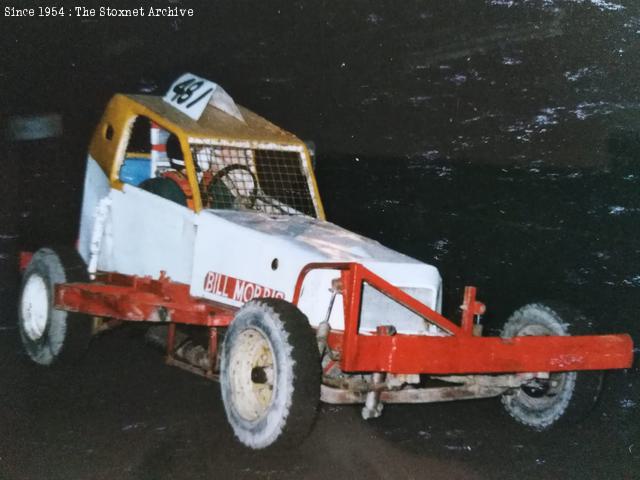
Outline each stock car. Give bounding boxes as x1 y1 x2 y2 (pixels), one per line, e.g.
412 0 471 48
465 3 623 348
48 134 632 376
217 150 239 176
18 74 633 449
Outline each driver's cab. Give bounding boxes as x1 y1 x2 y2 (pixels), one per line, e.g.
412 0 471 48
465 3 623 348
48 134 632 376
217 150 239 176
95 94 323 218
79 92 325 284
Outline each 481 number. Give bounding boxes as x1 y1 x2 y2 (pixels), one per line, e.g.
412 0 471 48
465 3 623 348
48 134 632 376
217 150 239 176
171 78 213 108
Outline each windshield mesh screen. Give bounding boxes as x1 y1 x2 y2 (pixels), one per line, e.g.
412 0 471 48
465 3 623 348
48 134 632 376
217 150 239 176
190 145 316 217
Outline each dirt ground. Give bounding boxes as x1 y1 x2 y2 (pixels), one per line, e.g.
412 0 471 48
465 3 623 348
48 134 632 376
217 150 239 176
0 324 637 480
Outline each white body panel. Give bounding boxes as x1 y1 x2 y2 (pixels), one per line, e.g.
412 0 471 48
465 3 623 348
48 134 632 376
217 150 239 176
190 211 442 334
97 185 196 283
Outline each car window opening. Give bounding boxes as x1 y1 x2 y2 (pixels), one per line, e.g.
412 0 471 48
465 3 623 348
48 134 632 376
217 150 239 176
118 115 316 216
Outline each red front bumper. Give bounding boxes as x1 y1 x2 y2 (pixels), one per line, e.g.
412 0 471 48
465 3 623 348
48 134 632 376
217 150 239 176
294 262 634 375
327 330 633 374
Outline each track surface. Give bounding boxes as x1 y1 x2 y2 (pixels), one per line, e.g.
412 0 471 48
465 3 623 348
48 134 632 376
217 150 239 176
0 325 637 480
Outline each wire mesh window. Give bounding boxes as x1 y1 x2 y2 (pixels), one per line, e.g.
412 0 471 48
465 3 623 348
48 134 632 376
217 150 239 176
190 144 316 217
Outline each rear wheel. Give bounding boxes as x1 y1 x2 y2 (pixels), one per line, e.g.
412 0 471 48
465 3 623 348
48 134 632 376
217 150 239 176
500 303 604 430
18 247 92 365
220 299 320 449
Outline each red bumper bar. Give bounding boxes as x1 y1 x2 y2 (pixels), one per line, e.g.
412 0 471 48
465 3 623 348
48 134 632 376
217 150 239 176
293 262 634 375
347 333 632 374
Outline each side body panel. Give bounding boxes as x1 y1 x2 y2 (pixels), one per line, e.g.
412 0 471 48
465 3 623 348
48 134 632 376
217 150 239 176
97 185 196 283
190 211 442 333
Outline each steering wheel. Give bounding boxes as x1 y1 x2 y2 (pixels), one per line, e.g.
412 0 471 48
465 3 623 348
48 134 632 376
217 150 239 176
207 164 259 209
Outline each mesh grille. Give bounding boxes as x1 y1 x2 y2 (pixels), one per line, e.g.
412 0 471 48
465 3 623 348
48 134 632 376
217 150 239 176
190 145 316 216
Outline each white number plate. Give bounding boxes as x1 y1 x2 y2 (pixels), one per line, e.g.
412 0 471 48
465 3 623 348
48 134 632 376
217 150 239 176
163 73 217 121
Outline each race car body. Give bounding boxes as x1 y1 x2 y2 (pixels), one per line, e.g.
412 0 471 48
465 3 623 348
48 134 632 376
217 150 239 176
18 74 633 450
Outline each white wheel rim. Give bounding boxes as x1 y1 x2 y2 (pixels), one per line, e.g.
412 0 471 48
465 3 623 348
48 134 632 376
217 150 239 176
22 274 49 341
228 328 276 422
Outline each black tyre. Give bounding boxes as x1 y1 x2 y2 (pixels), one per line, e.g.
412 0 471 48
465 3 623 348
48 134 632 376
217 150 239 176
220 298 321 449
500 302 604 430
18 247 92 365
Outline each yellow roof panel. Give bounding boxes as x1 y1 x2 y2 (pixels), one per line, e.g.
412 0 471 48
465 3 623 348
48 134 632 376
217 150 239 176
126 94 302 145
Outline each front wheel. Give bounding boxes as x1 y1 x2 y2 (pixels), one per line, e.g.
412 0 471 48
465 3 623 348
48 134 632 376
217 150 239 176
500 302 604 430
220 299 321 449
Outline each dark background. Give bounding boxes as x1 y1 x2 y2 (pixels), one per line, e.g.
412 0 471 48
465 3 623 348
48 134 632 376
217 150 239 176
3 0 640 165
0 1 638 479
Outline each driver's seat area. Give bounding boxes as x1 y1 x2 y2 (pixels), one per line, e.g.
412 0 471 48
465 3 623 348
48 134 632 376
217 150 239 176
140 134 194 209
